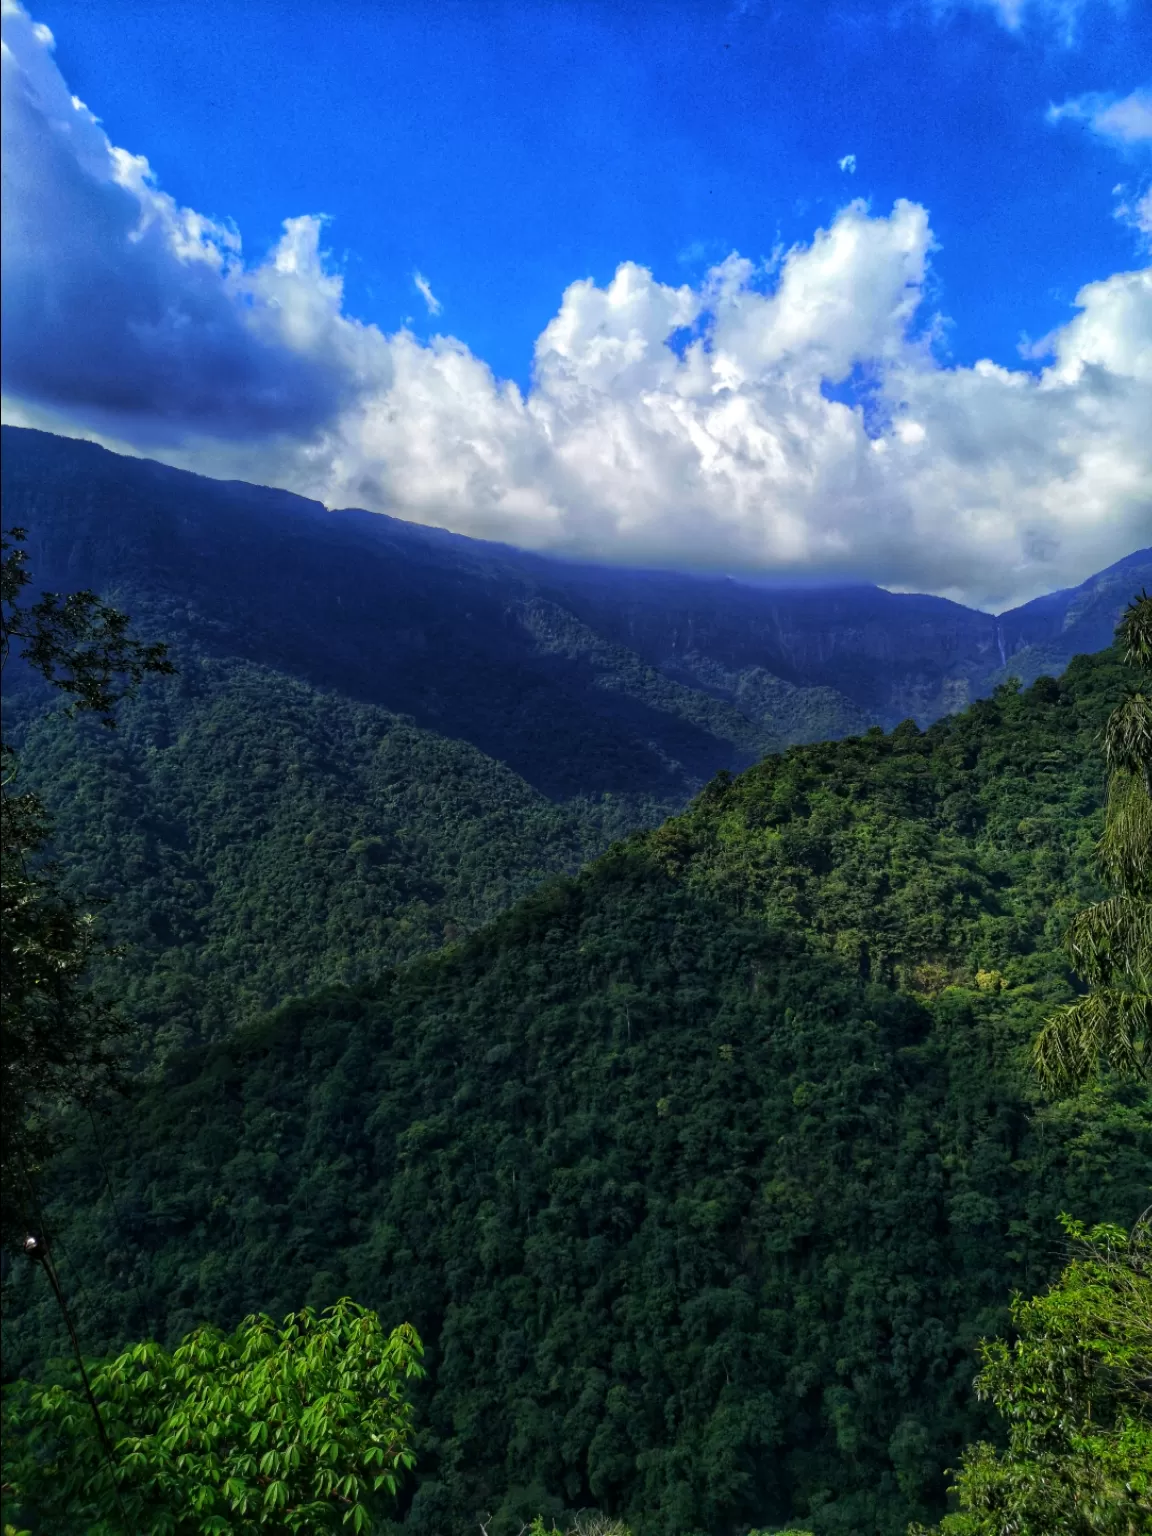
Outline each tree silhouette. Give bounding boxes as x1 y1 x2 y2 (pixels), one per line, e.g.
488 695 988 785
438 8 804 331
1 527 173 1235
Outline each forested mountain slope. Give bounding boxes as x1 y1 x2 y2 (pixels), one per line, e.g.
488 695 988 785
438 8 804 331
4 643 668 1054
6 426 1148 801
0 426 859 803
6 647 1149 1536
9 430 1147 1058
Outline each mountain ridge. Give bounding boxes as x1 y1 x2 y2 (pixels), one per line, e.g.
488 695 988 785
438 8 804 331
4 425 1148 804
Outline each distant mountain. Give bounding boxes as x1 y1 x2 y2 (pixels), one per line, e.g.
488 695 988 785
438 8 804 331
994 546 1152 682
6 426 1147 802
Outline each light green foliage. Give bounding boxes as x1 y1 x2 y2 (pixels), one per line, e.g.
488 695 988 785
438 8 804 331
909 1215 1152 1535
2 1299 423 1533
1033 593 1152 1093
524 1516 634 1536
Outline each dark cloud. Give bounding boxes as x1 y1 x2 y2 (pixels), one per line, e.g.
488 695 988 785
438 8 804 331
0 5 359 443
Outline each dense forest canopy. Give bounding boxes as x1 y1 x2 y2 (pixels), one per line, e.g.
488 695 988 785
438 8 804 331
4 641 1149 1535
4 644 670 1056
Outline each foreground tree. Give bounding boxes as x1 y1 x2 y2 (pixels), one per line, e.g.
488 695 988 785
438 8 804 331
910 1214 1152 1536
1032 592 1152 1094
1 1299 424 1533
1 527 173 1232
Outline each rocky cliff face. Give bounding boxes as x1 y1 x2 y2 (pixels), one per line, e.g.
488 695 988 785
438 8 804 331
4 425 1148 798
993 550 1152 682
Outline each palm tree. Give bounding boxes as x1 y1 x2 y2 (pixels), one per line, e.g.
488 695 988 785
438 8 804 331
1032 592 1152 1095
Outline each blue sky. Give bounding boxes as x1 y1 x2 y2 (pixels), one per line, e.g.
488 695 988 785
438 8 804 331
27 0 1150 385
2 0 1150 607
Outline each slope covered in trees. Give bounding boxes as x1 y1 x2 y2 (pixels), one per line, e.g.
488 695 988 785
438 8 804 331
6 425 1150 1061
5 640 669 1054
5 645 1149 1536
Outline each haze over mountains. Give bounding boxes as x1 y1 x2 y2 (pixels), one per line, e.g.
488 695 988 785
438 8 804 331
5 426 1149 804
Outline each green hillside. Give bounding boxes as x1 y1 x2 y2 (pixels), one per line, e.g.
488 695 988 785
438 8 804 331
5 640 670 1056
6 646 1149 1535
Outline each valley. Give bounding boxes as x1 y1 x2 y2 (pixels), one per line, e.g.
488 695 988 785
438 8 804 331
1 439 1149 1532
4 4 1151 1528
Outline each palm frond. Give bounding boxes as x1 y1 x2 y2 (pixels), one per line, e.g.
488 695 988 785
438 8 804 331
1116 591 1152 671
1033 988 1151 1096
1064 894 1152 989
1098 767 1152 895
1102 692 1152 788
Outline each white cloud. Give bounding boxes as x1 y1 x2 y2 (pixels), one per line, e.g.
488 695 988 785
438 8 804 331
976 0 1028 24
1115 184 1152 245
940 0 1122 44
1049 87 1152 146
2 0 1150 612
838 154 857 174
413 271 442 316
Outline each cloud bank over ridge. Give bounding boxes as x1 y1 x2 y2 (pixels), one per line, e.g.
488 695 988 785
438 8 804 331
2 0 1149 610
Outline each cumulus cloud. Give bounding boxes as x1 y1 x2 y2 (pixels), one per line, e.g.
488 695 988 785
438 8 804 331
838 154 857 174
2 0 1150 611
413 271 442 315
0 0 389 443
1048 87 1152 146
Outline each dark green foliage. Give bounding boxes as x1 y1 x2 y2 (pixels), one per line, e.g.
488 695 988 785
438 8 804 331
6 641 671 1054
1 524 173 727
0 773 127 1237
5 651 1149 1536
1033 593 1152 1093
2 526 173 1234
